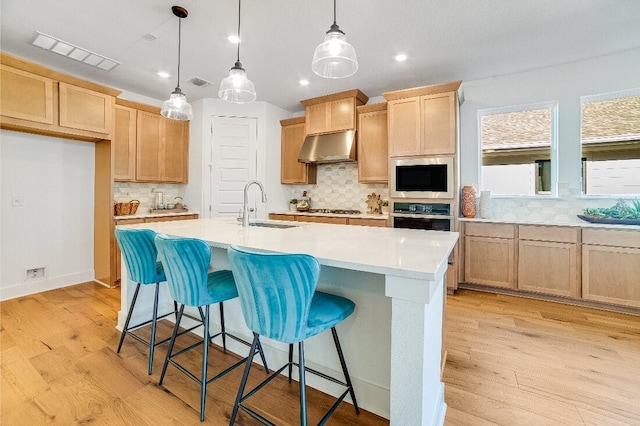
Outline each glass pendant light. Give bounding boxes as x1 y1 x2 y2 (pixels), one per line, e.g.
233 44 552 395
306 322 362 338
161 6 193 121
219 0 256 103
312 0 358 79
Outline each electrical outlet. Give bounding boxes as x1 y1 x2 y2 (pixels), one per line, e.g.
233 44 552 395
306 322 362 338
25 266 45 281
12 195 25 207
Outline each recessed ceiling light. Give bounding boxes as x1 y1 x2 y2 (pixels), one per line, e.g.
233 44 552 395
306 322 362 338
28 31 120 71
157 71 171 78
299 79 310 86
228 35 240 44
395 53 408 62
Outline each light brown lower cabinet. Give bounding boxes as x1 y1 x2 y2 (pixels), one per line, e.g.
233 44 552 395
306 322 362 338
295 216 348 225
112 214 198 285
463 222 516 288
517 225 580 298
268 213 389 227
461 221 640 311
348 217 388 227
582 228 640 309
269 214 296 221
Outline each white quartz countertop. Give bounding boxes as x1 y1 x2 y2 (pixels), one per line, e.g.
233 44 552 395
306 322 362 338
120 216 458 281
459 216 640 230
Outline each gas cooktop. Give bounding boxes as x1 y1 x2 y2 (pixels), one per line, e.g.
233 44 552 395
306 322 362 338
307 209 362 215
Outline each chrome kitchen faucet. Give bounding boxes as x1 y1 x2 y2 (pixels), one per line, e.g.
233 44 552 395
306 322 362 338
242 180 267 227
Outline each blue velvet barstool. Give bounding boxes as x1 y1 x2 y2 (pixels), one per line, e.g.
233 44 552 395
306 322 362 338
115 228 181 375
227 245 359 426
154 234 268 422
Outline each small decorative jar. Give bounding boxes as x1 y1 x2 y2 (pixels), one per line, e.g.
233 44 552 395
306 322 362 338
461 185 477 218
479 190 492 219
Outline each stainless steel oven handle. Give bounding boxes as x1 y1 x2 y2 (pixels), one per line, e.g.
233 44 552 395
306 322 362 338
391 213 455 220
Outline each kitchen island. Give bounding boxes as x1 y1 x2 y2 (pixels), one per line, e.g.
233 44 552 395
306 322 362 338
117 217 459 425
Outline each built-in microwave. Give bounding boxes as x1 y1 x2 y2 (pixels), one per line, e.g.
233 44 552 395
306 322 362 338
390 156 454 199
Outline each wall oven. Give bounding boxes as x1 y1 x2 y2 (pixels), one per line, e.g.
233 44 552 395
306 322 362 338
390 156 454 199
391 202 453 231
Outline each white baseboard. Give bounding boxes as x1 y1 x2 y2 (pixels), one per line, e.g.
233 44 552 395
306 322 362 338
434 383 447 426
0 270 95 301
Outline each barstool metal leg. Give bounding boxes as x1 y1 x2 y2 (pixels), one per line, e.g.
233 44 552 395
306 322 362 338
219 302 227 352
298 341 307 426
331 327 359 413
117 282 141 353
255 338 269 373
148 282 161 375
288 344 294 382
200 305 210 422
159 304 184 385
229 332 260 425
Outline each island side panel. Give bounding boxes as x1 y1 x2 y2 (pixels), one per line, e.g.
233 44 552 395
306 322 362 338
386 274 447 426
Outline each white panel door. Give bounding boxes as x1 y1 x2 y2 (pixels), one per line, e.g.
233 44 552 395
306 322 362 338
209 116 258 218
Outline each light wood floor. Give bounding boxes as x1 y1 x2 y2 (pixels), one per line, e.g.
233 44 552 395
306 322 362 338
444 290 640 426
2 283 639 425
0 282 384 425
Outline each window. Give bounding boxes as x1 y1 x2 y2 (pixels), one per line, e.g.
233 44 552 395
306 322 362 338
581 89 640 195
478 102 557 196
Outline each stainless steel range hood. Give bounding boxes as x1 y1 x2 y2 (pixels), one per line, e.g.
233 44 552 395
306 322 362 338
297 130 357 164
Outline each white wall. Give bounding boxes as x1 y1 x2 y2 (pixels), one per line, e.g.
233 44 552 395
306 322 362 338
459 48 640 222
184 98 291 218
0 131 95 300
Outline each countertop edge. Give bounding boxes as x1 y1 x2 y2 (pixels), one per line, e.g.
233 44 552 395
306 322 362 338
459 217 640 230
270 211 389 220
114 211 199 220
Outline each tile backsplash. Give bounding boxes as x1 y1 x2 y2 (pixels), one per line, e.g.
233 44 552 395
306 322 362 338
286 163 388 212
479 182 637 224
114 182 187 213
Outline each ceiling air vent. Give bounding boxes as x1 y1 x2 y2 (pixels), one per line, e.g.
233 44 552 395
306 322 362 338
187 77 212 88
29 31 120 71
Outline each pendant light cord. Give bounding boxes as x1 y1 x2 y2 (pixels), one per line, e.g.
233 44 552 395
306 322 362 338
177 17 182 89
333 0 337 25
236 0 242 63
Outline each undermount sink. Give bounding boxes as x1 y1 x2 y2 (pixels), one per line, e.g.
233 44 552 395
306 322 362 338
249 221 298 229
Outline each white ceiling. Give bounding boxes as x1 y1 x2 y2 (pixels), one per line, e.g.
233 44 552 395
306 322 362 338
2 0 640 112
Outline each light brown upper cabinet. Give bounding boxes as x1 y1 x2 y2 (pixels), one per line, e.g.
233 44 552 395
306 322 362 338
115 99 189 183
357 103 388 183
384 81 461 157
0 53 119 142
58 82 112 135
135 110 163 181
0 64 54 125
280 117 316 185
161 117 189 183
301 89 368 136
113 105 137 181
